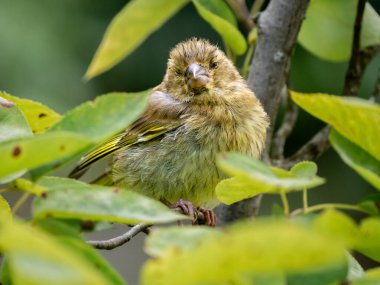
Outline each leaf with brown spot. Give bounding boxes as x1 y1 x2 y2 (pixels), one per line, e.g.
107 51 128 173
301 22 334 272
33 182 188 224
0 100 32 143
0 131 91 179
0 92 61 134
12 145 22 157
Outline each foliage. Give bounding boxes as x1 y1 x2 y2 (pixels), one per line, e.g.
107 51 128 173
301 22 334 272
298 0 380 61
1 0 380 285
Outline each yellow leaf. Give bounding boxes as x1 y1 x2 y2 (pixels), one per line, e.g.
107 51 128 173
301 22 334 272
0 92 61 134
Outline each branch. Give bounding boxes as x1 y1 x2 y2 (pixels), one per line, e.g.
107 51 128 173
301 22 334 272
275 125 331 169
217 0 310 225
226 0 254 32
370 71 380 102
283 1 380 167
272 88 299 160
88 224 150 250
88 207 206 249
248 0 310 151
343 0 367 96
215 195 262 225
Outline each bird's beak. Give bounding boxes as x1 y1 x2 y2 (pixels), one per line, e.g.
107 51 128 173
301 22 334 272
185 63 210 91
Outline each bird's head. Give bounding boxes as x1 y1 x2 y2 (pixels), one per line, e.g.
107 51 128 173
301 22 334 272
163 38 243 104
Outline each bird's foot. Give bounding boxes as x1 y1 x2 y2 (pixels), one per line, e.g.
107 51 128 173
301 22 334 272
161 199 216 227
169 199 197 225
163 199 216 227
196 208 217 227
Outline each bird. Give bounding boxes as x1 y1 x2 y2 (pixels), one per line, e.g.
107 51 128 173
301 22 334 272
70 38 269 226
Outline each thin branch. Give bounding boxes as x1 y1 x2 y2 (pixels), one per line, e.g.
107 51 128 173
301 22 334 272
88 224 150 250
282 0 379 167
272 88 299 160
12 192 30 214
88 207 206 249
278 125 331 169
369 68 380 102
226 0 254 32
343 0 367 96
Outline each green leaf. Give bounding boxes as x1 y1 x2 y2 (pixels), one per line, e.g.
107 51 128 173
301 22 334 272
0 195 12 223
330 130 380 191
0 96 32 143
0 256 12 285
290 161 318 178
145 226 220 257
58 237 126 285
0 219 112 285
0 98 33 183
33 184 188 224
352 267 380 285
85 0 190 79
37 176 92 190
36 218 82 239
192 0 247 55
194 0 237 26
358 194 380 216
141 219 347 285
291 92 380 160
216 153 325 205
354 217 380 262
298 0 380 61
49 92 149 143
286 264 347 285
1 92 61 134
0 131 91 179
313 209 359 247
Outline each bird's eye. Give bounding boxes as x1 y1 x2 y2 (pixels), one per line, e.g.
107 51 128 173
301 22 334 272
210 61 218 69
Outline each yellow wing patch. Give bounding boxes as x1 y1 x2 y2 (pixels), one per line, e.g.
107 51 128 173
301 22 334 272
69 120 180 178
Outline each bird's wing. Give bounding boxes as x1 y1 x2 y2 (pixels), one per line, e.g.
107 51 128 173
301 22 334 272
69 90 185 178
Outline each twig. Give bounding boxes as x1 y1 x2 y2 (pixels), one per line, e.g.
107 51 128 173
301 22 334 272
12 193 30 215
369 71 380 102
343 0 367 96
278 125 331 169
226 0 254 32
88 207 205 249
88 224 150 250
272 88 299 160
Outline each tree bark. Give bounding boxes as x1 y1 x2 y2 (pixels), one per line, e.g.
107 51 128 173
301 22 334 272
217 0 310 225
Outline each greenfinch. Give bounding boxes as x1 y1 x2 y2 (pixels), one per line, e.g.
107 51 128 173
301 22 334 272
70 38 268 226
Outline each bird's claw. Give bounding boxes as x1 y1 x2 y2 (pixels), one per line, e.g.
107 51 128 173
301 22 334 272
164 199 217 227
197 208 217 227
172 199 197 220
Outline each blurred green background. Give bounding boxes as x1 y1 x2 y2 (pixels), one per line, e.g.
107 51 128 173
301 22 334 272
1 0 379 284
